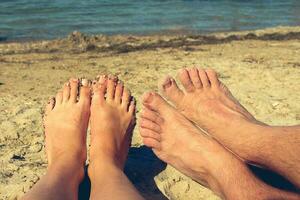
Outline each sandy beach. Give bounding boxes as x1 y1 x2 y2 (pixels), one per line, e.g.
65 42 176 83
0 26 300 200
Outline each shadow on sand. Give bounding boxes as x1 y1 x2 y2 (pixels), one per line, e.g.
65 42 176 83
78 146 167 200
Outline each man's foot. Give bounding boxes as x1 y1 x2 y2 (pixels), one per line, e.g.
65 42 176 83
88 75 136 172
140 92 232 191
139 93 300 199
160 68 266 160
43 78 91 183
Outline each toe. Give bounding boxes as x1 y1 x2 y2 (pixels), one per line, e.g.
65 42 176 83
178 68 195 92
55 91 63 105
128 99 136 115
69 78 79 103
160 76 184 106
189 68 202 89
140 128 161 142
198 69 210 88
79 78 91 104
62 82 70 103
91 79 98 94
142 137 161 150
106 75 118 101
114 81 124 104
92 83 106 104
140 118 161 132
140 107 163 124
45 97 55 115
121 87 131 108
205 69 220 87
142 92 172 113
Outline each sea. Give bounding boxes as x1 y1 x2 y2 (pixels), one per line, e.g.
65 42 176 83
1 0 300 41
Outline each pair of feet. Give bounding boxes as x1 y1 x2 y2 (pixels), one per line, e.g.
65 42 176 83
44 75 136 185
139 68 262 195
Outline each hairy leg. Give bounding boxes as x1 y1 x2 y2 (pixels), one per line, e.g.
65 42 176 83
139 92 300 199
22 78 91 200
160 68 300 188
88 75 144 200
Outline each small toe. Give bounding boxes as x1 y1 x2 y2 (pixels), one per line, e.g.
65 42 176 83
198 69 210 88
188 68 202 89
140 118 161 132
205 69 220 87
45 97 55 115
160 76 184 106
128 99 136 115
79 78 91 104
62 82 70 103
106 75 118 101
121 87 131 108
140 128 161 142
178 68 194 92
142 137 161 150
142 92 172 113
69 78 79 103
114 81 124 104
55 91 63 105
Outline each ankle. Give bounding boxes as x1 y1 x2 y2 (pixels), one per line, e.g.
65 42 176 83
88 158 124 182
47 160 85 185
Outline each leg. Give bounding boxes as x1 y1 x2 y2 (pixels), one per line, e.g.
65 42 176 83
88 75 143 200
139 92 300 199
22 79 91 200
161 68 300 188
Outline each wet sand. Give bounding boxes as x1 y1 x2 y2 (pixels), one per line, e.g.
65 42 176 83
0 26 300 200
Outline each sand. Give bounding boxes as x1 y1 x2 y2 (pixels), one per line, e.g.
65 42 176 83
0 26 300 200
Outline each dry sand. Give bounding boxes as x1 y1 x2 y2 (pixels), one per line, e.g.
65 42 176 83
0 26 300 200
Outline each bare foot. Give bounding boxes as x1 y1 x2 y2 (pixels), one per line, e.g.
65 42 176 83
89 75 136 170
160 68 265 160
43 78 91 182
88 75 144 200
139 93 300 200
140 92 230 190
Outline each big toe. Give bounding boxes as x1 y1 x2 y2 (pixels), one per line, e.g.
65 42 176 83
142 92 172 113
160 76 184 106
79 78 91 105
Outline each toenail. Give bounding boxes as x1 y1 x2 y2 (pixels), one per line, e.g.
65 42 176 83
71 78 78 81
82 78 89 86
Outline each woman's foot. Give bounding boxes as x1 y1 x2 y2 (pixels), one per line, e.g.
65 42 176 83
89 75 136 172
44 78 91 183
88 75 144 200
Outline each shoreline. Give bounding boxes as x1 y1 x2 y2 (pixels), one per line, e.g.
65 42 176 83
1 26 300 55
1 25 300 44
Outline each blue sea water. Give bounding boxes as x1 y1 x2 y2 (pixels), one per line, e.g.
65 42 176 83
0 0 300 41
